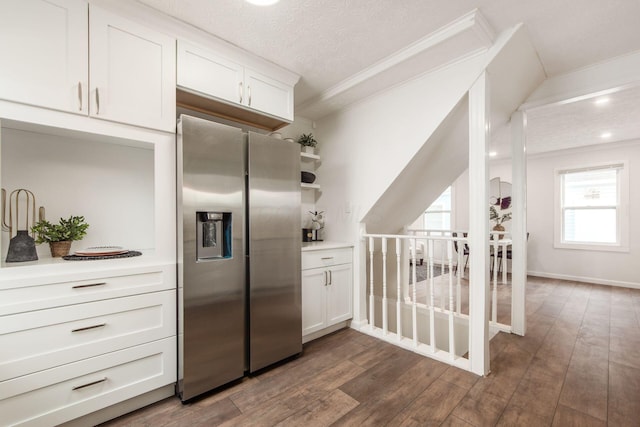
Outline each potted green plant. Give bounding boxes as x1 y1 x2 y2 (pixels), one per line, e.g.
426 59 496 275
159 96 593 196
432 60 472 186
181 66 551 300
297 133 317 154
489 205 512 238
31 215 89 257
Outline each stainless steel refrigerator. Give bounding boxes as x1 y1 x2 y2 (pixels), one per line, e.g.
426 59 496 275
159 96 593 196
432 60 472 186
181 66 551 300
177 114 301 401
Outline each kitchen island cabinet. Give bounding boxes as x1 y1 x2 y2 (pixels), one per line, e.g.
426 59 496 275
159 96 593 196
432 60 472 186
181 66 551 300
301 244 353 342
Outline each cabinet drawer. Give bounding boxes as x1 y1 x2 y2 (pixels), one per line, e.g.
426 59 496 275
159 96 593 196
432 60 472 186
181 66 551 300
302 248 352 270
0 268 172 316
0 337 176 427
0 290 176 382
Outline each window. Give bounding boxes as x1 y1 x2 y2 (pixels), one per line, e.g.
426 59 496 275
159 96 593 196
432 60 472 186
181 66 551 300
556 162 628 251
424 186 452 230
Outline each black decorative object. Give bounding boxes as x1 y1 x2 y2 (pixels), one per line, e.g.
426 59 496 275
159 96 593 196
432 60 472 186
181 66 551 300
6 230 38 262
4 188 39 263
301 171 316 184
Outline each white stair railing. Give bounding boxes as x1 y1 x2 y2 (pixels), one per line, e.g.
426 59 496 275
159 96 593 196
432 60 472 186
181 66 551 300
362 232 471 371
361 229 516 373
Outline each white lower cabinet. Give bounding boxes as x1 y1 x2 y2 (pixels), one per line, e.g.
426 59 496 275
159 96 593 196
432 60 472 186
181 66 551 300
0 337 175 427
0 265 177 426
302 248 353 339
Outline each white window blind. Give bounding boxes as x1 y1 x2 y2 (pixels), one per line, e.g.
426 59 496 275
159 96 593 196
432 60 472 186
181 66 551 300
560 165 622 244
424 186 451 230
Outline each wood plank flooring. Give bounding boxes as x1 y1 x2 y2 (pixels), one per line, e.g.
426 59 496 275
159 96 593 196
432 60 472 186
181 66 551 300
101 276 640 426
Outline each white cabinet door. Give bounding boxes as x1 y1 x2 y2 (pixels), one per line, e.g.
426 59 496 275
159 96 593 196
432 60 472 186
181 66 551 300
177 41 244 105
89 6 176 132
302 268 327 336
0 0 88 114
326 263 353 325
245 68 294 121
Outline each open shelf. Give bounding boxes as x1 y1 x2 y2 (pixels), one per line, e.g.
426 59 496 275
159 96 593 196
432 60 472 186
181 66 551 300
301 183 321 190
300 152 320 161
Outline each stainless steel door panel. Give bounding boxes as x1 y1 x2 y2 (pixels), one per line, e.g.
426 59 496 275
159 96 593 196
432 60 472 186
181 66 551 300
248 132 302 372
177 115 246 401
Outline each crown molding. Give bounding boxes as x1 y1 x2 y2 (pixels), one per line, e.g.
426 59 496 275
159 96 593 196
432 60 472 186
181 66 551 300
297 9 496 120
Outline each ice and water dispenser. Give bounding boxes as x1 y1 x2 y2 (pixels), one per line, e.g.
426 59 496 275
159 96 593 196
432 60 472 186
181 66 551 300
196 212 232 260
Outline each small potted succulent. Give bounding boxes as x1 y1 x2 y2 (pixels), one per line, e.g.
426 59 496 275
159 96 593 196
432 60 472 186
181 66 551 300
297 133 317 154
31 215 89 257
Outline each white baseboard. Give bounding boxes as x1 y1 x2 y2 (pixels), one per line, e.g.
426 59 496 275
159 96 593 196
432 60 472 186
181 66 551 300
303 321 350 344
528 270 640 290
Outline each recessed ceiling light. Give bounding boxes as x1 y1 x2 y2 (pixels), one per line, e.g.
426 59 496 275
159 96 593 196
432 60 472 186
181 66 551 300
600 132 612 139
489 151 497 157
594 97 610 105
245 0 279 5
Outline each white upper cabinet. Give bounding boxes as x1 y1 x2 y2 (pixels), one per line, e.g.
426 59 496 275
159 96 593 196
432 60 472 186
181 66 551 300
0 0 88 114
177 41 244 105
0 1 176 132
90 7 176 132
177 40 295 122
245 69 293 121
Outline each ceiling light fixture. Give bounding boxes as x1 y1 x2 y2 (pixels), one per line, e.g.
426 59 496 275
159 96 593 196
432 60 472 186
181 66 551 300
245 0 279 5
489 151 497 157
600 132 612 139
594 97 610 105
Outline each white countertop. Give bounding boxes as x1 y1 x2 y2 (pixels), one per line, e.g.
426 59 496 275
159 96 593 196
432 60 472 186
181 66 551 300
302 241 353 251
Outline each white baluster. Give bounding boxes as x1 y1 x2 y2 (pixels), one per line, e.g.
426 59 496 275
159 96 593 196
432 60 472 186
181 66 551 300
448 239 456 360
502 239 508 285
440 238 446 310
369 237 375 331
457 237 462 314
411 238 418 347
396 237 402 340
428 239 435 351
382 237 388 336
492 237 498 324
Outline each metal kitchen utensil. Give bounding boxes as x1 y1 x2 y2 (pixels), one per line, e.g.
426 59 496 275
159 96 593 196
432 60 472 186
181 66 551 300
4 188 39 262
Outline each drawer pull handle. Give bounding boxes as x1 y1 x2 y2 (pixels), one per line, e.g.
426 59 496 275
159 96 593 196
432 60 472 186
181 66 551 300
72 377 107 391
78 82 82 111
72 282 107 289
321 257 334 260
72 323 106 333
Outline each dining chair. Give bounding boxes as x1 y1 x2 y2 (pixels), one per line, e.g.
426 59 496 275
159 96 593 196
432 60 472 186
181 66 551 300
452 232 469 273
496 232 529 273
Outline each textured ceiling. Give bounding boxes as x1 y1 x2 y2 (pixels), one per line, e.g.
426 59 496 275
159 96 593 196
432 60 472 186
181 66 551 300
137 0 640 152
137 0 640 106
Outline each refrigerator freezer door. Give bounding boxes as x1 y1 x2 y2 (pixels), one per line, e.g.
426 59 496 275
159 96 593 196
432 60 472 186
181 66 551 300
248 132 302 372
177 115 246 401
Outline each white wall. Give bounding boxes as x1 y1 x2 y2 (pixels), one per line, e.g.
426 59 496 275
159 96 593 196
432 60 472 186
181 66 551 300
315 53 487 243
1 127 155 259
454 140 640 288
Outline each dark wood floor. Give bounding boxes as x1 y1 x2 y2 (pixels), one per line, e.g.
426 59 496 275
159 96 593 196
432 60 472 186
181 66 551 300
102 276 640 426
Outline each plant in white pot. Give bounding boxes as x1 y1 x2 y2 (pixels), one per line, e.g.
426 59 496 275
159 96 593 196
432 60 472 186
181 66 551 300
297 133 317 154
31 215 89 257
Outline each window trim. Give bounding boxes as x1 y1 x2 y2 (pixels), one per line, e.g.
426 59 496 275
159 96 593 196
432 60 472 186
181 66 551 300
423 185 454 231
554 161 629 252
